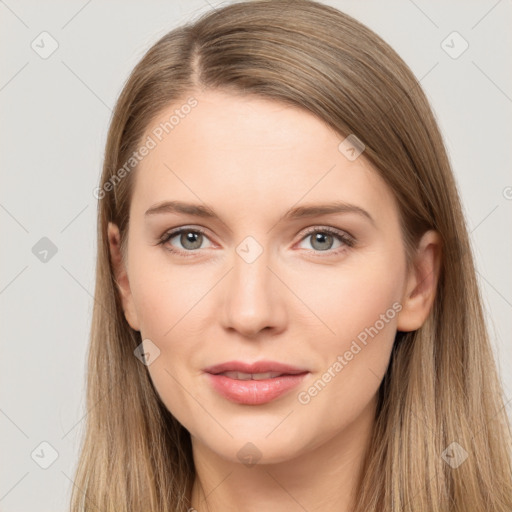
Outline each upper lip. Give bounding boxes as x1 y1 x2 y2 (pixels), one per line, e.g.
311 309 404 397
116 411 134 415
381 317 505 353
203 360 308 375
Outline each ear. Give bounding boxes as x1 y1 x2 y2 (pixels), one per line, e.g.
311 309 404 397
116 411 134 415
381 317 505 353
396 230 442 332
107 222 141 331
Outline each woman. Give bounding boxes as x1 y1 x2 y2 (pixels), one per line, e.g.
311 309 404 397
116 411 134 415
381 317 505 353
71 1 512 510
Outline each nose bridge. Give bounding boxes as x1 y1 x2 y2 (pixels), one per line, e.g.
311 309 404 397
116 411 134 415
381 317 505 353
221 236 286 336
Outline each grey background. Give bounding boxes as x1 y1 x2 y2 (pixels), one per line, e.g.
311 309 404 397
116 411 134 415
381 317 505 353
1 1 511 510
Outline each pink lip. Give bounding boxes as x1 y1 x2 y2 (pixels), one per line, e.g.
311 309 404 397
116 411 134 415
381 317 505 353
203 360 308 375
203 360 309 405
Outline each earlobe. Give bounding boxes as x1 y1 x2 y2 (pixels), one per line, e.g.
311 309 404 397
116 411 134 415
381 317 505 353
396 230 442 332
107 222 140 331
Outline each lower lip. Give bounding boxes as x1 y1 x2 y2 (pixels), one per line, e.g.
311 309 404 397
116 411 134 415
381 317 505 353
205 372 309 405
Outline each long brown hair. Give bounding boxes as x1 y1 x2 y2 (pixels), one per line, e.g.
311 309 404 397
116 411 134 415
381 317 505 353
70 1 512 510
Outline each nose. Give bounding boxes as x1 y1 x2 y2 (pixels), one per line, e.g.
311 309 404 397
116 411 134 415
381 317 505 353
219 247 288 339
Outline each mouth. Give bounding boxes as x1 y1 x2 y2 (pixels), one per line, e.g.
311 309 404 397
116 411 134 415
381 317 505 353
215 371 299 380
203 360 309 405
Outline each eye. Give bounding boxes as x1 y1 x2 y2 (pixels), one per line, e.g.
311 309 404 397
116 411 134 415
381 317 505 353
296 226 355 255
159 227 213 256
158 225 355 258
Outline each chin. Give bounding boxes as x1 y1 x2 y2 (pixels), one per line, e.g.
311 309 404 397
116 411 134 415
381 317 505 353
195 428 314 467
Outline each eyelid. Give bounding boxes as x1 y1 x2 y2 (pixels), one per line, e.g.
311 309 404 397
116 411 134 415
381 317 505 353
299 225 355 243
159 225 213 247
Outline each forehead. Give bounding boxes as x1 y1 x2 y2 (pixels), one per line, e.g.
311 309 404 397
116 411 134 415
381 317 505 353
131 89 397 222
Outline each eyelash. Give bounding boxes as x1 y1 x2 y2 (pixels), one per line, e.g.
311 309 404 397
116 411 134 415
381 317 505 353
158 225 355 259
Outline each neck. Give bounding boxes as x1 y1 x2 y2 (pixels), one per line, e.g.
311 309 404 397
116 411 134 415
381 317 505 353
189 395 377 512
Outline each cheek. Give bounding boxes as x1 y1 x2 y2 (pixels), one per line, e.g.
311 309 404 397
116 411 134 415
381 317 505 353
129 249 207 338
292 254 403 422
292 250 404 350
144 355 204 440
132 276 202 432
127 253 209 428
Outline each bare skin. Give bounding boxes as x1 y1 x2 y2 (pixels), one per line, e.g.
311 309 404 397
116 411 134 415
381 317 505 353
108 89 441 511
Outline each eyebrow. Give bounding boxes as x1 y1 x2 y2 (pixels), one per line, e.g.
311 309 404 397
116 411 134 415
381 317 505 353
144 200 375 227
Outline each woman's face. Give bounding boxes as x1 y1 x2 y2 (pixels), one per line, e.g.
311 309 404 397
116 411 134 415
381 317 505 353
109 89 434 465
